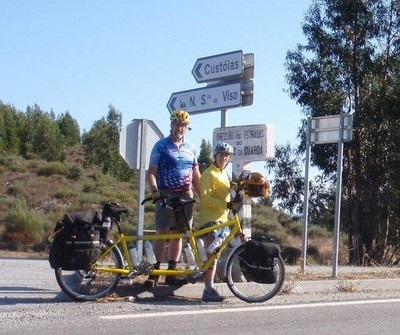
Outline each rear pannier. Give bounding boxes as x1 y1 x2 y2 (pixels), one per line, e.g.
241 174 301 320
48 211 103 270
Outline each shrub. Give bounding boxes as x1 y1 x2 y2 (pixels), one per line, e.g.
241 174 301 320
37 162 66 176
82 183 97 193
4 199 44 249
54 189 76 199
288 221 303 236
308 225 331 239
6 180 25 197
66 165 82 180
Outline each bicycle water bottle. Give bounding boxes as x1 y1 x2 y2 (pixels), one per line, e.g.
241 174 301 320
207 236 223 254
183 243 195 264
129 244 139 266
144 241 157 264
197 238 207 262
230 235 241 248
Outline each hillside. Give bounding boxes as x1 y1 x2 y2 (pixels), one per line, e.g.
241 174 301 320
0 146 343 266
0 146 141 251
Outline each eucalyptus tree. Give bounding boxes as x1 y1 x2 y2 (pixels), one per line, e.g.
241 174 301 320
18 104 64 161
286 0 400 264
82 105 134 181
0 102 20 154
57 111 80 146
265 144 305 215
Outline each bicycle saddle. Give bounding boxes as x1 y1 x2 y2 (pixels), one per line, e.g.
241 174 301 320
102 202 129 216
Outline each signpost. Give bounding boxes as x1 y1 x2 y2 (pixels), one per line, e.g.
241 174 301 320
167 81 253 115
310 115 353 144
119 119 163 169
213 124 275 164
213 124 275 238
192 50 244 83
301 113 353 277
167 50 254 117
119 119 163 258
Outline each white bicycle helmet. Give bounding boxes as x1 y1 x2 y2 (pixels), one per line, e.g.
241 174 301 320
214 142 234 155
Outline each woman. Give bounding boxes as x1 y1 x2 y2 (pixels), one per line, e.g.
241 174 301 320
198 142 234 302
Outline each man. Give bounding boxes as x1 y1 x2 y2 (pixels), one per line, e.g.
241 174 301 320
147 110 201 285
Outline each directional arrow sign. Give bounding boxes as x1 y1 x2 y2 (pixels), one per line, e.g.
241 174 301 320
167 81 244 115
192 50 244 83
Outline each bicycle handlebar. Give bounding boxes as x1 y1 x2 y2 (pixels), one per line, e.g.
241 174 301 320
140 197 153 205
140 172 253 206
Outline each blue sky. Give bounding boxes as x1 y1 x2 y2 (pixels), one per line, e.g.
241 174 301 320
1 1 312 163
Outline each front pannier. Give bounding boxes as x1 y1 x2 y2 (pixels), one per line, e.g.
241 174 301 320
48 211 102 270
240 239 281 284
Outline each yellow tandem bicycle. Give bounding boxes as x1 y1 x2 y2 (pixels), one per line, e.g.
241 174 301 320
53 173 285 303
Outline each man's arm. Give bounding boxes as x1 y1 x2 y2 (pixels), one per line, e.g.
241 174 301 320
192 165 201 197
147 164 159 192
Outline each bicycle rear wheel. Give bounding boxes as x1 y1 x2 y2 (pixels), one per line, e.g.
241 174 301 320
55 240 123 301
226 244 285 303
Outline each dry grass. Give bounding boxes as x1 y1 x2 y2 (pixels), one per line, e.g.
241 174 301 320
286 267 400 281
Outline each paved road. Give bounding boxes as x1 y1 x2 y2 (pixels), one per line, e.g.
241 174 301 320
1 257 400 304
1 258 400 335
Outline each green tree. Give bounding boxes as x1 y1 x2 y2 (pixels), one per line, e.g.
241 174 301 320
265 143 336 229
285 0 400 265
57 111 80 146
198 138 212 173
18 104 64 161
82 105 134 181
0 102 20 154
35 115 64 161
265 144 305 214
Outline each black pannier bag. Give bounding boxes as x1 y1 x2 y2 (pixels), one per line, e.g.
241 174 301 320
239 239 281 284
48 211 103 270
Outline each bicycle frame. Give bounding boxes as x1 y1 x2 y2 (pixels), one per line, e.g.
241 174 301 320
92 211 245 281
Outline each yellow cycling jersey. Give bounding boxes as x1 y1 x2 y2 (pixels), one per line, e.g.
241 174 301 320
198 163 231 225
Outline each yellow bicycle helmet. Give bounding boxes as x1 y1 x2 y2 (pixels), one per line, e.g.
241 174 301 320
170 110 191 124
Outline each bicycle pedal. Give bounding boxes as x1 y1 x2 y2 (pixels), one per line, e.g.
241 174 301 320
164 277 189 286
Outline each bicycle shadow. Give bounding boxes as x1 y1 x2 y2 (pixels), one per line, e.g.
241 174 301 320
134 295 204 305
114 284 205 305
0 286 71 305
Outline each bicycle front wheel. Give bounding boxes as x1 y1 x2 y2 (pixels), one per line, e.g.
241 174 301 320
55 240 123 301
226 244 285 303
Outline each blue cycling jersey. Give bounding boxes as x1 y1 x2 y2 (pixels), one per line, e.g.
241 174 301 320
149 136 198 191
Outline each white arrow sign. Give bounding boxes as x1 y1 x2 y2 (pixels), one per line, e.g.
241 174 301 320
192 50 243 83
167 81 244 115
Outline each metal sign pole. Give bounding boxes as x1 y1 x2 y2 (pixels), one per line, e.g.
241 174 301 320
301 117 312 271
137 119 147 259
332 114 345 278
221 109 227 128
